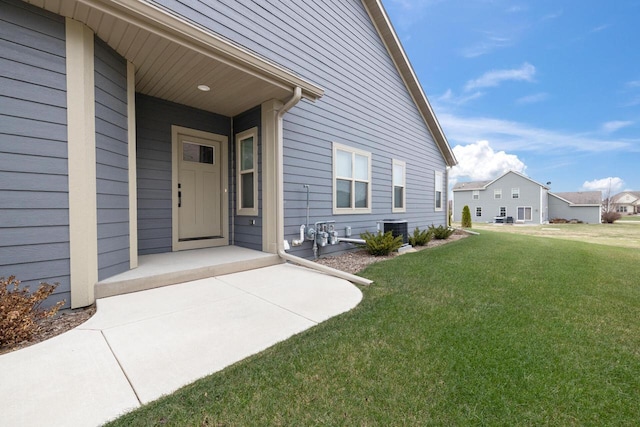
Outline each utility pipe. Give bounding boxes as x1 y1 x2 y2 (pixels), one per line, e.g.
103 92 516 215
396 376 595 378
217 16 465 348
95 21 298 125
337 237 366 245
275 87 372 286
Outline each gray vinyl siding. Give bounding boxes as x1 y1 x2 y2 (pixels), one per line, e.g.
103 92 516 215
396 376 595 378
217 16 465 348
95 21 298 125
232 106 262 251
148 0 449 258
548 195 600 224
95 37 129 280
136 94 231 254
454 172 545 224
0 0 69 306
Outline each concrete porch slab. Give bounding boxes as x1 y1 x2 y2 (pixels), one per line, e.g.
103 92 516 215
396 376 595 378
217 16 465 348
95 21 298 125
95 246 282 299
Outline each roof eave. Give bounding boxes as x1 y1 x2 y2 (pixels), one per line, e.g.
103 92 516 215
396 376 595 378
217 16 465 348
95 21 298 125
361 0 457 167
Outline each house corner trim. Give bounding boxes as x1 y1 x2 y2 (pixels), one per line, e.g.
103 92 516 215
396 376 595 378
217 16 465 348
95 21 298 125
127 61 138 268
261 99 283 254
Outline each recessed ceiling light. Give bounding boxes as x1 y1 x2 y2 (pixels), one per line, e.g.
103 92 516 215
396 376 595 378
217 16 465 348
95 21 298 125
197 84 211 92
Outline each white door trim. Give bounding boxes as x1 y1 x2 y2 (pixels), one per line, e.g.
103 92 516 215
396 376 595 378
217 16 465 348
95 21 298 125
171 125 229 251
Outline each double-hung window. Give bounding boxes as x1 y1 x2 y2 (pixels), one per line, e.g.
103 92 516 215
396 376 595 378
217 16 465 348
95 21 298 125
236 127 258 216
472 190 479 200
435 171 443 211
494 189 502 199
392 159 406 213
476 207 482 217
512 188 520 199
333 142 371 214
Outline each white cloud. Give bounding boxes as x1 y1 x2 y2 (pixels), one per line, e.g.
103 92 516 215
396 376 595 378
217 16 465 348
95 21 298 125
464 63 536 91
516 92 549 105
436 112 637 153
461 36 513 58
601 120 634 133
581 177 625 193
449 140 526 184
627 80 640 88
437 89 484 105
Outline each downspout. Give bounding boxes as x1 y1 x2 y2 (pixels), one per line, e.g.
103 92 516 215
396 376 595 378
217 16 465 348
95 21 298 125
275 87 372 286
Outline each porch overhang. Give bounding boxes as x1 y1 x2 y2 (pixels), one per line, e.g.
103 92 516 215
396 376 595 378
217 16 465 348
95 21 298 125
27 0 324 116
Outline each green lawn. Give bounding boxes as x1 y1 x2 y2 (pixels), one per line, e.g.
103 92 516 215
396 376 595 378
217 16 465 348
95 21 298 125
109 232 640 426
463 221 640 250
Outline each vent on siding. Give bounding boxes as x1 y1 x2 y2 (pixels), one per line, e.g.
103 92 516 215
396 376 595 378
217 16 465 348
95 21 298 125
382 219 408 245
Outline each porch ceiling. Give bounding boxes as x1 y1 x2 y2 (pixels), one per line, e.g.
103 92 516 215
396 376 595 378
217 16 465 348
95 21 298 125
27 0 323 117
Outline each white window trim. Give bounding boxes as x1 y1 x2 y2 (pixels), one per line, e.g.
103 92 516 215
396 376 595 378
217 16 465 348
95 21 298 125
499 206 507 217
392 159 406 213
333 142 372 214
476 206 482 217
494 189 502 199
236 127 258 216
472 190 479 200
435 170 444 211
512 188 520 199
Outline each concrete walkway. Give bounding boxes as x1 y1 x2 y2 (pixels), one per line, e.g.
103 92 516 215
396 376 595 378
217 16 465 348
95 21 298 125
0 264 362 427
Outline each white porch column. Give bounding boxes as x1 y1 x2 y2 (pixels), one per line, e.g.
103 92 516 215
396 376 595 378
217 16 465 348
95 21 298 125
261 99 283 254
66 19 98 308
127 61 138 268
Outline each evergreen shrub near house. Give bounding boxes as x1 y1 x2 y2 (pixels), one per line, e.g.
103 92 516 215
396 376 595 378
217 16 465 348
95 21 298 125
360 231 404 256
408 227 433 247
429 224 455 240
461 205 472 228
0 276 64 348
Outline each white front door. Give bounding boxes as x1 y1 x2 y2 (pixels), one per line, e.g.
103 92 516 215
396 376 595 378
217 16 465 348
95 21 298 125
172 126 228 251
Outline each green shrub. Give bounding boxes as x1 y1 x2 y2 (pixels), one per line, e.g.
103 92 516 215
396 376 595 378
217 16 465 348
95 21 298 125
0 276 64 348
461 205 472 228
429 224 455 240
360 231 404 256
408 227 432 247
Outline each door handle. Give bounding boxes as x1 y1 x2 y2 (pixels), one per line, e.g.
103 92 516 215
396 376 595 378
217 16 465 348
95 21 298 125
178 183 181 208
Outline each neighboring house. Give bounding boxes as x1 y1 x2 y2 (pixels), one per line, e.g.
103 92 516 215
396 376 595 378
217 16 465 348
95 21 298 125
453 171 601 225
611 191 640 215
0 0 456 308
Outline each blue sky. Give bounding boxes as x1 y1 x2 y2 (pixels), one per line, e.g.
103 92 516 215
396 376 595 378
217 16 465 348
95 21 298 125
382 0 640 195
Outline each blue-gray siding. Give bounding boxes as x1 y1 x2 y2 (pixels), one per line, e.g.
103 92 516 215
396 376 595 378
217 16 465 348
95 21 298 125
232 106 262 251
95 37 129 280
548 195 600 224
150 0 449 258
0 0 69 305
136 94 231 254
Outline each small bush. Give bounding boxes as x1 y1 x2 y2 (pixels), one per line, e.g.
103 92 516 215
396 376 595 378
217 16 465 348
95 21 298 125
360 231 404 256
461 205 472 228
0 276 64 348
429 224 455 240
408 227 433 247
602 212 621 224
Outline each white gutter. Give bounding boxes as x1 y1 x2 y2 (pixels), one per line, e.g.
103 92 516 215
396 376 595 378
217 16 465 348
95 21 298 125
275 87 373 286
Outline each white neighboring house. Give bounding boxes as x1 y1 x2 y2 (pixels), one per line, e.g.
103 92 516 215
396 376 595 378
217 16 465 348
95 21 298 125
611 191 640 215
453 170 602 224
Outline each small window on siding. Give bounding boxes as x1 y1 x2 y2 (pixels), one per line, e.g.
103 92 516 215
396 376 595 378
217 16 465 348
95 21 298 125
333 142 371 214
512 188 520 199
472 190 479 200
500 206 506 217
476 207 482 217
494 189 502 199
392 159 406 213
435 171 443 211
236 127 258 216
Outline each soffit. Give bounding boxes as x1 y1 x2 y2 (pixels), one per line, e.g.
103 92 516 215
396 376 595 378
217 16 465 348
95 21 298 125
26 0 323 117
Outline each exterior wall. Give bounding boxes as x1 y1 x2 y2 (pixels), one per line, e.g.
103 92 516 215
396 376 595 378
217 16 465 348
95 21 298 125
548 195 600 224
94 37 130 280
454 172 544 224
232 106 262 250
147 0 449 258
135 94 230 254
0 0 69 306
